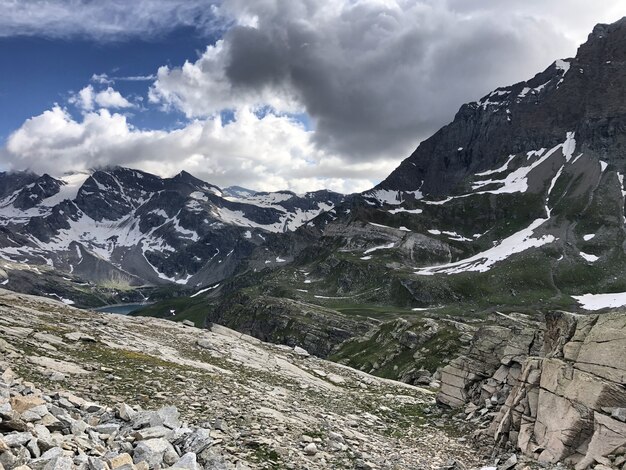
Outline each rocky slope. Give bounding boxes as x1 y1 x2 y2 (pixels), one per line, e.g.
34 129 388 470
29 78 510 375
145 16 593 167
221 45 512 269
0 288 482 469
437 309 626 470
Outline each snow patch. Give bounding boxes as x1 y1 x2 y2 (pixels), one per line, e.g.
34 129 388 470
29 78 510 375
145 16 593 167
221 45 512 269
580 252 599 263
573 292 626 311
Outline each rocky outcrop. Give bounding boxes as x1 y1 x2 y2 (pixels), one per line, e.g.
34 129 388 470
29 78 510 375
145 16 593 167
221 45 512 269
438 311 626 469
0 288 482 469
209 292 375 357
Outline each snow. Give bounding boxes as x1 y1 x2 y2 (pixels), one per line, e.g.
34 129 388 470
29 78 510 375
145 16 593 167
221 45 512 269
388 208 423 215
573 292 626 311
368 222 401 230
243 230 252 239
600 160 608 171
360 256 372 260
190 283 220 298
472 134 575 194
555 59 570 74
427 229 441 235
275 256 286 263
415 157 564 275
399 226 411 232
189 191 209 201
618 173 626 199
42 172 91 207
1 279 8 285
416 217 555 275
475 155 516 177
580 252 599 263
46 293 75 305
364 188 423 206
364 242 395 255
583 234 595 241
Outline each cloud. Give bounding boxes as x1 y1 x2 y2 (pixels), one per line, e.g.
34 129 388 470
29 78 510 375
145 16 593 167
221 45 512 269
70 85 133 111
91 73 157 85
0 0 224 41
3 0 626 193
2 105 390 193
150 0 626 164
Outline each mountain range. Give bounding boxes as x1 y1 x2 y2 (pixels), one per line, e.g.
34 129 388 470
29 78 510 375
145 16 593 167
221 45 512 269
3 18 626 318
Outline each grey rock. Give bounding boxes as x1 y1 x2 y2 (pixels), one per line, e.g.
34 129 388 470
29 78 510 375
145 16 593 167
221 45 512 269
133 438 176 469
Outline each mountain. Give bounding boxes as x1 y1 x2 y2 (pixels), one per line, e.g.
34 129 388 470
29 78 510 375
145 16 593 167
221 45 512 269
0 167 348 290
263 17 626 314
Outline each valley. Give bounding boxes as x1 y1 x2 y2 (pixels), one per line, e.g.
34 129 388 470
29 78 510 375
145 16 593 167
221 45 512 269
2 14 626 470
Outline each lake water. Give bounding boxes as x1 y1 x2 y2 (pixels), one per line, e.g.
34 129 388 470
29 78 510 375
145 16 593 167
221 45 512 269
93 303 150 315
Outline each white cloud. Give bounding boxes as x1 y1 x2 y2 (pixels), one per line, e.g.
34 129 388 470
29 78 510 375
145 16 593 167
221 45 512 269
70 85 133 111
3 105 389 194
0 0 224 40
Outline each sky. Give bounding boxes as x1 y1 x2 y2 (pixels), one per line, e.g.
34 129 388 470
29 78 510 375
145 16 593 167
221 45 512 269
1 1 626 194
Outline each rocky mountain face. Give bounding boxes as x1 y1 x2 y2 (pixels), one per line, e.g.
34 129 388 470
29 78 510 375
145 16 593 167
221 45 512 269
0 167 347 291
437 310 626 470
378 18 626 197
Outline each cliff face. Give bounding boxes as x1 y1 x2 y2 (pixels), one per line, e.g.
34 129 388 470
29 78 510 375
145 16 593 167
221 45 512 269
378 17 626 197
438 311 626 469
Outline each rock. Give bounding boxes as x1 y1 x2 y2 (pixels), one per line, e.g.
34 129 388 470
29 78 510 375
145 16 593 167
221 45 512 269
181 320 195 327
293 346 310 357
498 454 517 470
170 452 201 470
613 408 626 423
132 438 176 469
63 332 96 342
3 432 33 447
304 443 318 455
133 426 171 441
152 406 180 429
82 402 104 413
116 403 136 422
10 396 46 414
43 456 73 470
108 453 134 469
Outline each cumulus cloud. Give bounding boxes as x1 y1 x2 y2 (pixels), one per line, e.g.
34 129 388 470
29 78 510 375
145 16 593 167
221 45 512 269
0 0 223 41
148 0 626 164
3 0 626 192
2 105 390 193
69 85 134 111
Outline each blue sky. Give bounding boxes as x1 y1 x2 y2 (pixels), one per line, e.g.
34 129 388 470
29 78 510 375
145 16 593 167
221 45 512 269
1 0 626 193
0 27 211 141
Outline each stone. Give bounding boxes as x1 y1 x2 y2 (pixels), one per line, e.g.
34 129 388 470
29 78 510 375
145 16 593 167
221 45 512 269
613 408 626 423
132 438 175 469
43 456 73 470
575 413 626 470
293 346 310 357
133 426 171 441
152 406 180 429
108 453 134 469
498 454 517 470
116 403 136 422
10 395 46 414
171 452 201 470
304 443 317 455
3 432 33 447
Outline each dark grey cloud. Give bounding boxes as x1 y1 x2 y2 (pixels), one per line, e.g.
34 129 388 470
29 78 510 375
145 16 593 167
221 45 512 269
152 0 626 164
